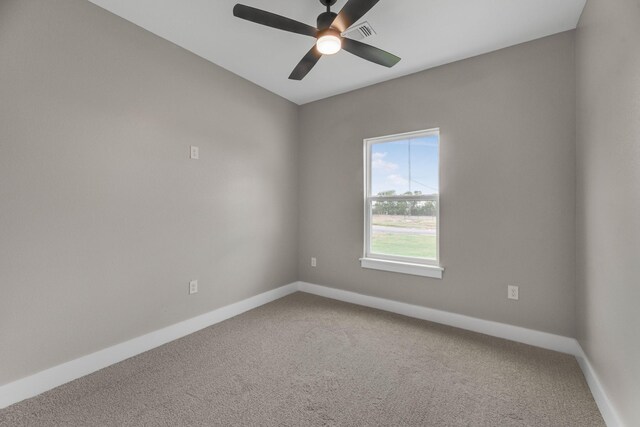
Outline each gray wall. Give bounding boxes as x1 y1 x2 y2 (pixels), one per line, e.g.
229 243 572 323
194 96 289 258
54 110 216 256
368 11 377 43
298 32 577 337
0 0 298 385
576 0 640 425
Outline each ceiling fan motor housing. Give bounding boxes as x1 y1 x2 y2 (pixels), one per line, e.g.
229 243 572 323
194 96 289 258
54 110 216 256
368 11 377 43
317 11 338 31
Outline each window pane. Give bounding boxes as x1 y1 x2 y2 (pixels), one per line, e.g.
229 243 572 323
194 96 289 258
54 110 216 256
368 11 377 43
370 200 437 260
370 134 439 197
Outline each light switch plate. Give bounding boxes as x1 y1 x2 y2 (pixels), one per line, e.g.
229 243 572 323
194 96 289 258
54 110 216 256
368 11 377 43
190 146 199 160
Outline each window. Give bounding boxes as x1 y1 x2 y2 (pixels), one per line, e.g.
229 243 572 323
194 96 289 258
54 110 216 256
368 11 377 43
361 129 443 279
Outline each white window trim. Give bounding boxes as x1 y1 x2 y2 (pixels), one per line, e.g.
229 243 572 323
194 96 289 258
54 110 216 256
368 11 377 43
362 128 444 279
360 257 444 279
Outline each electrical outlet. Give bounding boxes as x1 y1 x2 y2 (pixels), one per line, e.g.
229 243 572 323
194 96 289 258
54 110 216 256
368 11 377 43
189 280 198 295
508 285 519 300
190 146 199 160
311 257 317 267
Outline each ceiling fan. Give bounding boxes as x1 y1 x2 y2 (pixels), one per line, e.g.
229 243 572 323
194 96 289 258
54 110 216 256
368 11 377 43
233 0 401 80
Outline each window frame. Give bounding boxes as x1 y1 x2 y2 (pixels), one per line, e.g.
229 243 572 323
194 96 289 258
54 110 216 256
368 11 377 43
361 128 443 279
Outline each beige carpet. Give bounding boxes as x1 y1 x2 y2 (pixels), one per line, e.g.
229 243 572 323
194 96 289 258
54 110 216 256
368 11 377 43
0 292 604 426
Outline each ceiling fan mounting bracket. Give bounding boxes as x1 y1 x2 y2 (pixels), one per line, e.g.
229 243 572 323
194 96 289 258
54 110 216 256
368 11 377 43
319 0 338 7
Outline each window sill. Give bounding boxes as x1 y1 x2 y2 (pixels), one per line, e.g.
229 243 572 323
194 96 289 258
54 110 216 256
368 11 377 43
360 258 444 279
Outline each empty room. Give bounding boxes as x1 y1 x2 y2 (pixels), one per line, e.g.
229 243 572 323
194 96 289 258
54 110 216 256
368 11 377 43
0 0 638 425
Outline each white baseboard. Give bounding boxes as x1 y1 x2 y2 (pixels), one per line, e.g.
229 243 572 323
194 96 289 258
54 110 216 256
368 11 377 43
574 347 625 427
0 282 298 410
296 281 624 427
0 280 624 427
297 282 579 354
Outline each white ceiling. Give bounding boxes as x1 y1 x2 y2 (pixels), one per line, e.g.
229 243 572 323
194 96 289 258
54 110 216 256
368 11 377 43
87 0 586 105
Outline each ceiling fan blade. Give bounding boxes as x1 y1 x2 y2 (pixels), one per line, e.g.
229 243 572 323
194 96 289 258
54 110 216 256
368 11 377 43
233 4 318 38
331 0 380 33
289 46 323 80
342 38 400 68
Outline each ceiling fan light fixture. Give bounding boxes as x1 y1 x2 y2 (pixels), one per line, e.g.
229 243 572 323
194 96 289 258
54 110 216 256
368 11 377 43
316 29 342 55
